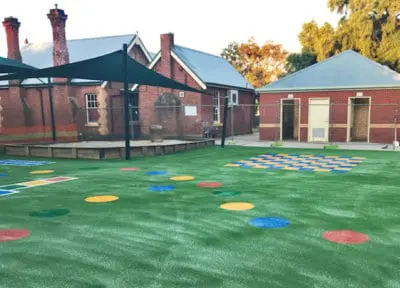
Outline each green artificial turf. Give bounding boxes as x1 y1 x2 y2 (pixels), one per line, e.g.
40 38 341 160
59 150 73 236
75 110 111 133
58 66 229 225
0 146 400 287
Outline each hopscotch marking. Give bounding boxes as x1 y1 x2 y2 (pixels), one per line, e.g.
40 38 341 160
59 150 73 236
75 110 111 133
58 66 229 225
0 160 54 167
226 153 365 173
0 176 77 197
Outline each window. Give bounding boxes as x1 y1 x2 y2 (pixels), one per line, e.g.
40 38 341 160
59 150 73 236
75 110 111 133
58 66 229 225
228 89 239 106
213 91 221 123
85 93 99 123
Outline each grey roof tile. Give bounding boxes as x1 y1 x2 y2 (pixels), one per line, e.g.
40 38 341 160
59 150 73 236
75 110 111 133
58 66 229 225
258 50 400 92
172 45 254 90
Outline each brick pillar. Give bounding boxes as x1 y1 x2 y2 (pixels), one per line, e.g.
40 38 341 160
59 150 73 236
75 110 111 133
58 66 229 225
47 4 70 66
160 33 174 78
3 17 22 61
1 17 25 130
47 5 76 139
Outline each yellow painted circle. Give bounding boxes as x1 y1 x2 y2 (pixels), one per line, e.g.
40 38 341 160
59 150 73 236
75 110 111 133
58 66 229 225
219 202 255 211
85 195 119 203
224 164 240 167
30 170 55 175
170 176 195 181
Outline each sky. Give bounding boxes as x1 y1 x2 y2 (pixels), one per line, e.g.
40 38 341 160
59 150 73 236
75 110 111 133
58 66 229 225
0 0 340 58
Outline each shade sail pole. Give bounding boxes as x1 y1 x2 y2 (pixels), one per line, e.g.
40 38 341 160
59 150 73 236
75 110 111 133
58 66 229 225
123 44 131 160
47 77 56 142
221 95 229 148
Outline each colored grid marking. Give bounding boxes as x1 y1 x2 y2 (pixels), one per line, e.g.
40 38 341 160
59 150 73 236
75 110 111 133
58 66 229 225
0 160 54 167
226 154 365 173
0 177 77 197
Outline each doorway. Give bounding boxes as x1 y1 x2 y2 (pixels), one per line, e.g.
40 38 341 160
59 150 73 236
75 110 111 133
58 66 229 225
308 98 330 142
281 99 300 140
282 100 294 140
349 97 370 142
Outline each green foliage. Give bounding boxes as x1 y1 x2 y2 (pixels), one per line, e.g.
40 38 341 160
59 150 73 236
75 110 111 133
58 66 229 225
299 0 400 72
324 144 340 150
221 38 288 88
270 141 284 148
285 50 318 74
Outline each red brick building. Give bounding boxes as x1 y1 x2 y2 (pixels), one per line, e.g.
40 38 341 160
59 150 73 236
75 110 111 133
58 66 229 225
134 33 255 138
258 50 400 144
0 5 152 143
0 6 255 143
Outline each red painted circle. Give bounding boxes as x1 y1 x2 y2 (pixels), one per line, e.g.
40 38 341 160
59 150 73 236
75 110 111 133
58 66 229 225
196 182 222 188
0 229 31 242
120 168 139 172
322 230 369 244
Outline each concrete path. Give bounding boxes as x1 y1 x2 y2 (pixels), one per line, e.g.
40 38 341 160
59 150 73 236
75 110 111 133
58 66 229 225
215 133 399 151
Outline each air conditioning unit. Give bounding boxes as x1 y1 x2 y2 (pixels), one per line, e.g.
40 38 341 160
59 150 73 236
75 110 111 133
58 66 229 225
228 90 238 106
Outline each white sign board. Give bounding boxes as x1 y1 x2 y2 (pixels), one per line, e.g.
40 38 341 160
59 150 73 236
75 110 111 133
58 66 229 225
184 106 197 116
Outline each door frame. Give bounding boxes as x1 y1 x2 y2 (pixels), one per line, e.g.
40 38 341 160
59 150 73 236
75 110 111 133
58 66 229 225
346 96 371 143
308 97 330 142
280 98 301 142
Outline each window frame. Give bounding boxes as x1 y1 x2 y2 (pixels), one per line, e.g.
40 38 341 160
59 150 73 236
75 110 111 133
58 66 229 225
85 93 98 124
213 91 221 124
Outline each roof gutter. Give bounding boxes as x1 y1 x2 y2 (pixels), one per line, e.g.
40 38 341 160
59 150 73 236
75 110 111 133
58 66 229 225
258 85 400 93
206 82 255 93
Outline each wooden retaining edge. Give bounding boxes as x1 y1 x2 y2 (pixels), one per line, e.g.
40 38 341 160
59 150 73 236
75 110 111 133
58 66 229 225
4 139 215 160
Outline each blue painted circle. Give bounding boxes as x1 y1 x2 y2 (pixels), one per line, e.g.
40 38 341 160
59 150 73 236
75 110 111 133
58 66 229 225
146 171 167 176
249 217 290 228
148 185 175 192
0 174 8 177
0 190 13 196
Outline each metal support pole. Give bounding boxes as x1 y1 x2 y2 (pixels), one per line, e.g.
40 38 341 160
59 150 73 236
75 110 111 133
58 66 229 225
329 103 334 145
394 104 398 150
123 43 130 160
231 104 234 140
221 95 229 148
47 77 56 142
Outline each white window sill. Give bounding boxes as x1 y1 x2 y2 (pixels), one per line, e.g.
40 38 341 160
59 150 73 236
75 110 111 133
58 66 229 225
85 122 100 127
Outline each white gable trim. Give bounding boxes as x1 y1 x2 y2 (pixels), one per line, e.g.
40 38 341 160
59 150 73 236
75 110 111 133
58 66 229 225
131 50 208 91
133 36 153 63
170 51 207 90
131 52 161 91
102 35 152 88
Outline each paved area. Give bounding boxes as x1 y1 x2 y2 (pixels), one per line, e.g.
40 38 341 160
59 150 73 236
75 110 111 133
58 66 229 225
215 133 399 151
33 140 192 148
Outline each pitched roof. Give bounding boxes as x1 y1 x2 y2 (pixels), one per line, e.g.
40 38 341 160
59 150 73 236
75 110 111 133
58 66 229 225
22 34 137 85
172 45 254 90
258 50 400 92
0 34 138 87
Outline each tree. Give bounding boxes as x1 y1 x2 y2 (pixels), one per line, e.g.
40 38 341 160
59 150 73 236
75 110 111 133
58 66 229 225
221 38 288 88
220 42 241 70
299 0 400 72
285 50 318 74
299 21 337 61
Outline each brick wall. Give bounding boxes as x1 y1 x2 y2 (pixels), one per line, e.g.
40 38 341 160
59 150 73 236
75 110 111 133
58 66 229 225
129 44 149 66
260 89 400 143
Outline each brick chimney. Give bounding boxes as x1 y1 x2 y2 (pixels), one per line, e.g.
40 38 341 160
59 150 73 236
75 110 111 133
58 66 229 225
160 33 174 78
2 17 22 61
47 4 70 66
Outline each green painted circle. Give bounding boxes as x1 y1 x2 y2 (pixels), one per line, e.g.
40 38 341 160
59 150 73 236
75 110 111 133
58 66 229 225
79 167 100 171
29 209 70 218
213 191 241 197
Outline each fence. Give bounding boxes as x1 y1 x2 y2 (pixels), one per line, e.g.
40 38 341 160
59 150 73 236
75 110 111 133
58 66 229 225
1 97 399 145
74 102 256 142
258 102 400 145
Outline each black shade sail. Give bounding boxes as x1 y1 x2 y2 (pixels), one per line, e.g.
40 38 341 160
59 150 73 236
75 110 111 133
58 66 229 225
0 56 37 73
0 50 203 93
